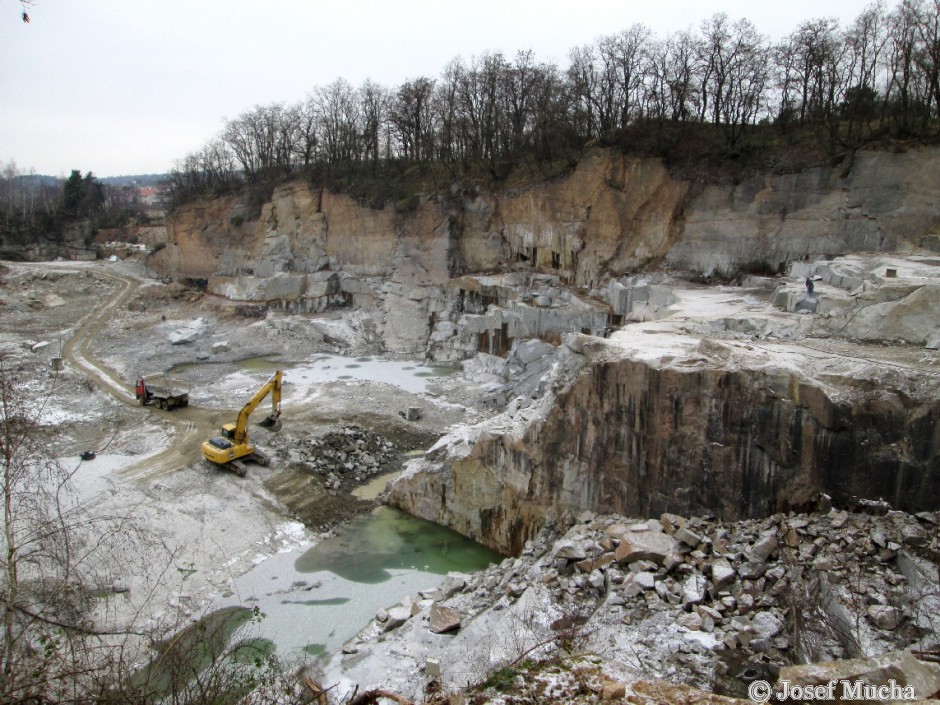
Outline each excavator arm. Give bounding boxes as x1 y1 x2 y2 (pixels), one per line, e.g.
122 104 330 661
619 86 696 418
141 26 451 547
231 370 282 443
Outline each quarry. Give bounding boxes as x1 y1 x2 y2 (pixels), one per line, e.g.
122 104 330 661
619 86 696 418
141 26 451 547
1 146 939 702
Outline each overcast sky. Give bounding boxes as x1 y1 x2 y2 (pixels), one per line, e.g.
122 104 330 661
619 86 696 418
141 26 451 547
1 1 872 178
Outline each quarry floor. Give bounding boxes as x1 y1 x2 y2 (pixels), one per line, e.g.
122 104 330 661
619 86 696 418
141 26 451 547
0 259 496 638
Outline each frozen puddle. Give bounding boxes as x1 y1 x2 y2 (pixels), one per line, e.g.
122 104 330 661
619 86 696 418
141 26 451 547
177 355 457 405
290 355 455 395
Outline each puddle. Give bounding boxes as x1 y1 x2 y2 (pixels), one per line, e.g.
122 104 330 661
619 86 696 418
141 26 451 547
210 506 500 661
60 449 165 500
128 606 259 697
172 355 457 396
352 470 400 500
295 506 496 583
289 355 456 394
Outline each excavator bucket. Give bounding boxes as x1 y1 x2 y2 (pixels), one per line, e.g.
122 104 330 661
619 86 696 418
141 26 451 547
259 414 282 431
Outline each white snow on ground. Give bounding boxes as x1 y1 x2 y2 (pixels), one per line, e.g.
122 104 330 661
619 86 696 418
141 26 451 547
185 356 454 408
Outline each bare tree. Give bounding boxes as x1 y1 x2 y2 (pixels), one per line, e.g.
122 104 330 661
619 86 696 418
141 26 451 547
359 80 390 169
390 77 437 163
649 30 701 122
567 44 601 139
310 79 362 168
841 2 889 140
700 15 771 146
911 0 940 122
222 103 298 182
434 59 463 164
0 360 147 702
599 24 653 128
886 1 926 132
501 50 539 157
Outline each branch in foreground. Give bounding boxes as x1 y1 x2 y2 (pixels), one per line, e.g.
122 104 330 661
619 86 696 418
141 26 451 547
348 689 414 705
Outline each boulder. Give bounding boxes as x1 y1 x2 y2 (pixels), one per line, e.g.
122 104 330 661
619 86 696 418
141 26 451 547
681 573 707 607
900 523 929 546
866 604 899 630
429 604 461 634
677 611 703 631
169 318 207 345
751 611 784 640
614 530 679 565
382 605 412 632
747 530 778 564
674 526 703 548
710 558 736 589
554 540 589 561
576 552 616 573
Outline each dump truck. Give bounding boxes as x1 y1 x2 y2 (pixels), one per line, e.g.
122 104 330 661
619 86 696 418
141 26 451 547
201 370 282 476
135 375 189 410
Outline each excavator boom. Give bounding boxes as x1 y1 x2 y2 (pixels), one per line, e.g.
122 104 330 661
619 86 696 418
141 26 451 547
231 370 282 443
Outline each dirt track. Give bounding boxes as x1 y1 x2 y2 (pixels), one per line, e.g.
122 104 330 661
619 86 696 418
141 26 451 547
5 262 220 483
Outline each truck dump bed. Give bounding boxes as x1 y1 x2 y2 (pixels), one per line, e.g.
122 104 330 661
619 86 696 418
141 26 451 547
143 375 188 398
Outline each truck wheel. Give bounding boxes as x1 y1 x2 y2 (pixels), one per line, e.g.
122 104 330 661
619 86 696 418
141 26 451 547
158 399 167 410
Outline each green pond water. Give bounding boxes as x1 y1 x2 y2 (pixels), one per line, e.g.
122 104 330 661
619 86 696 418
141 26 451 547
207 506 501 662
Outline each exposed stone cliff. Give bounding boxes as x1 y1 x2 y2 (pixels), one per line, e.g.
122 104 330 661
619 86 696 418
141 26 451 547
155 147 940 289
389 289 940 556
148 149 940 556
149 147 940 358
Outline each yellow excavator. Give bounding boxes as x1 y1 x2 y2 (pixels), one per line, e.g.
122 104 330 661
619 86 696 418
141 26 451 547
201 370 283 476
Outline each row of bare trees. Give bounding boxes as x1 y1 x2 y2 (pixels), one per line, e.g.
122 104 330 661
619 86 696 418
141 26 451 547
167 1 940 204
0 161 62 228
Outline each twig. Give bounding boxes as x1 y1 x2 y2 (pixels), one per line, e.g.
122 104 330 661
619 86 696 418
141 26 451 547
348 688 415 705
304 675 331 704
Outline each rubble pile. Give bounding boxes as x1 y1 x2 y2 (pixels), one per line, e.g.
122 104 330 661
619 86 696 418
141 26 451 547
324 507 940 700
534 507 938 689
285 426 399 490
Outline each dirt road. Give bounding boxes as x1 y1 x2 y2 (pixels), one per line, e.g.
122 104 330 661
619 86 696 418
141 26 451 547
13 262 220 482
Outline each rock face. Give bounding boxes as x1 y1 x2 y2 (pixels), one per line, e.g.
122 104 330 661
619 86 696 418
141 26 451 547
390 331 940 556
667 149 940 275
149 147 940 358
157 148 940 287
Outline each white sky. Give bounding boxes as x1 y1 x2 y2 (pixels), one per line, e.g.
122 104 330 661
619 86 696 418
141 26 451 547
1 0 871 178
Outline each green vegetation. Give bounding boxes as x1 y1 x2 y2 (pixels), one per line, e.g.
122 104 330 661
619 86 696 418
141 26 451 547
0 165 157 251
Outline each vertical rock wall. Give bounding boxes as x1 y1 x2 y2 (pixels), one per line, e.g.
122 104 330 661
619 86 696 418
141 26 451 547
390 338 940 555
667 149 940 275
158 147 940 294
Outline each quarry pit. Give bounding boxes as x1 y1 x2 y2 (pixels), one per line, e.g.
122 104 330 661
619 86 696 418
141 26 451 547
2 146 940 702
